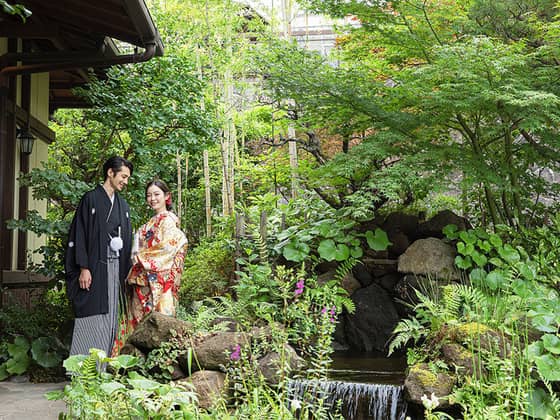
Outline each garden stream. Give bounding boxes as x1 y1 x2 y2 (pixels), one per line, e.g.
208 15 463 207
288 351 408 420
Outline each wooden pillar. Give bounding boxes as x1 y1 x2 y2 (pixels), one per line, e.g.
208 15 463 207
0 39 17 272
17 43 31 270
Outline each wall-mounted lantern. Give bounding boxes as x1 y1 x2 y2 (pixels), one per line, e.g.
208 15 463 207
17 128 35 155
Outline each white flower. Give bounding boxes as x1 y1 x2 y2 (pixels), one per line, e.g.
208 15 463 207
421 392 440 411
290 399 302 410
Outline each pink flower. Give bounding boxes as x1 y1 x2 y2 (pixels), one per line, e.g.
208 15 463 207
294 279 305 296
230 344 241 361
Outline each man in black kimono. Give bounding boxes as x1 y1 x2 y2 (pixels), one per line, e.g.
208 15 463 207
65 156 133 358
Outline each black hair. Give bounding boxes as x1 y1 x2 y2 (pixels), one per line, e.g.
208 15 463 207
145 178 173 211
103 156 133 180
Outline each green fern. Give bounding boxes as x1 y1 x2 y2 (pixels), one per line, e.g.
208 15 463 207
541 375 560 417
388 317 428 356
441 284 461 319
454 284 486 314
256 230 269 264
333 257 357 283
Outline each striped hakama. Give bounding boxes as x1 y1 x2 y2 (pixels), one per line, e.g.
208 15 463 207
69 248 120 358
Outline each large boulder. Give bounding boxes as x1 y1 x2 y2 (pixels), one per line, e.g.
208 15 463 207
398 238 459 280
127 312 194 352
376 272 402 293
344 283 400 352
418 210 470 238
394 274 434 305
449 323 512 358
387 231 411 258
352 262 374 288
362 257 398 278
382 212 420 238
257 344 306 384
405 363 455 407
188 331 251 371
178 370 227 410
441 343 485 378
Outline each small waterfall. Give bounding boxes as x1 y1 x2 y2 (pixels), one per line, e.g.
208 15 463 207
287 379 408 420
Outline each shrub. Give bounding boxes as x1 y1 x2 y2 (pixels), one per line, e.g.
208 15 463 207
179 232 235 306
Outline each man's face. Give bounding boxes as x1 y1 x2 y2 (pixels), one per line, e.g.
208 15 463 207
107 166 131 192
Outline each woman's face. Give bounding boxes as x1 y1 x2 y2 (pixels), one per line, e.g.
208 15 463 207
146 184 169 214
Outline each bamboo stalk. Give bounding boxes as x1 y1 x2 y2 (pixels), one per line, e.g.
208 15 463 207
288 125 298 200
184 153 189 217
176 150 182 226
203 149 212 236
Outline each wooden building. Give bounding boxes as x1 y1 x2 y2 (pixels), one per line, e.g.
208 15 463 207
0 0 163 306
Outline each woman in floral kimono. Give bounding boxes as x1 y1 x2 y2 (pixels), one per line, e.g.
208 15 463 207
127 179 188 329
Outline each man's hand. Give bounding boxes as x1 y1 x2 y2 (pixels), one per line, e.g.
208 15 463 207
79 268 92 290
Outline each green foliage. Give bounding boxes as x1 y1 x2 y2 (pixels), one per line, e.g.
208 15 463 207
223 294 343 419
49 349 199 419
0 335 65 381
272 195 391 264
179 231 235 306
393 220 560 418
141 331 190 381
388 318 428 357
257 0 560 227
0 288 71 381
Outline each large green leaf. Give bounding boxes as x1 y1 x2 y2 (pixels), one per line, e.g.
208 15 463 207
469 268 487 285
485 270 506 291
6 354 30 375
334 243 351 261
365 229 391 251
455 255 472 270
100 381 126 395
541 334 560 355
530 314 558 333
0 363 9 380
111 354 140 370
128 377 161 391
63 355 88 373
498 244 520 264
31 337 62 368
512 279 531 299
442 224 458 239
350 246 363 258
470 250 487 267
282 241 310 262
318 239 337 261
459 231 477 245
488 234 503 247
526 387 556 420
7 336 30 357
535 354 560 381
516 262 536 281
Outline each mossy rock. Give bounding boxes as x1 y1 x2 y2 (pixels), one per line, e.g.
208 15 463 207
441 343 486 378
404 363 455 407
449 322 511 358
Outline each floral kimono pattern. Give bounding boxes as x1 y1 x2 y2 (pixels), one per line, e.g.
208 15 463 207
127 211 188 329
